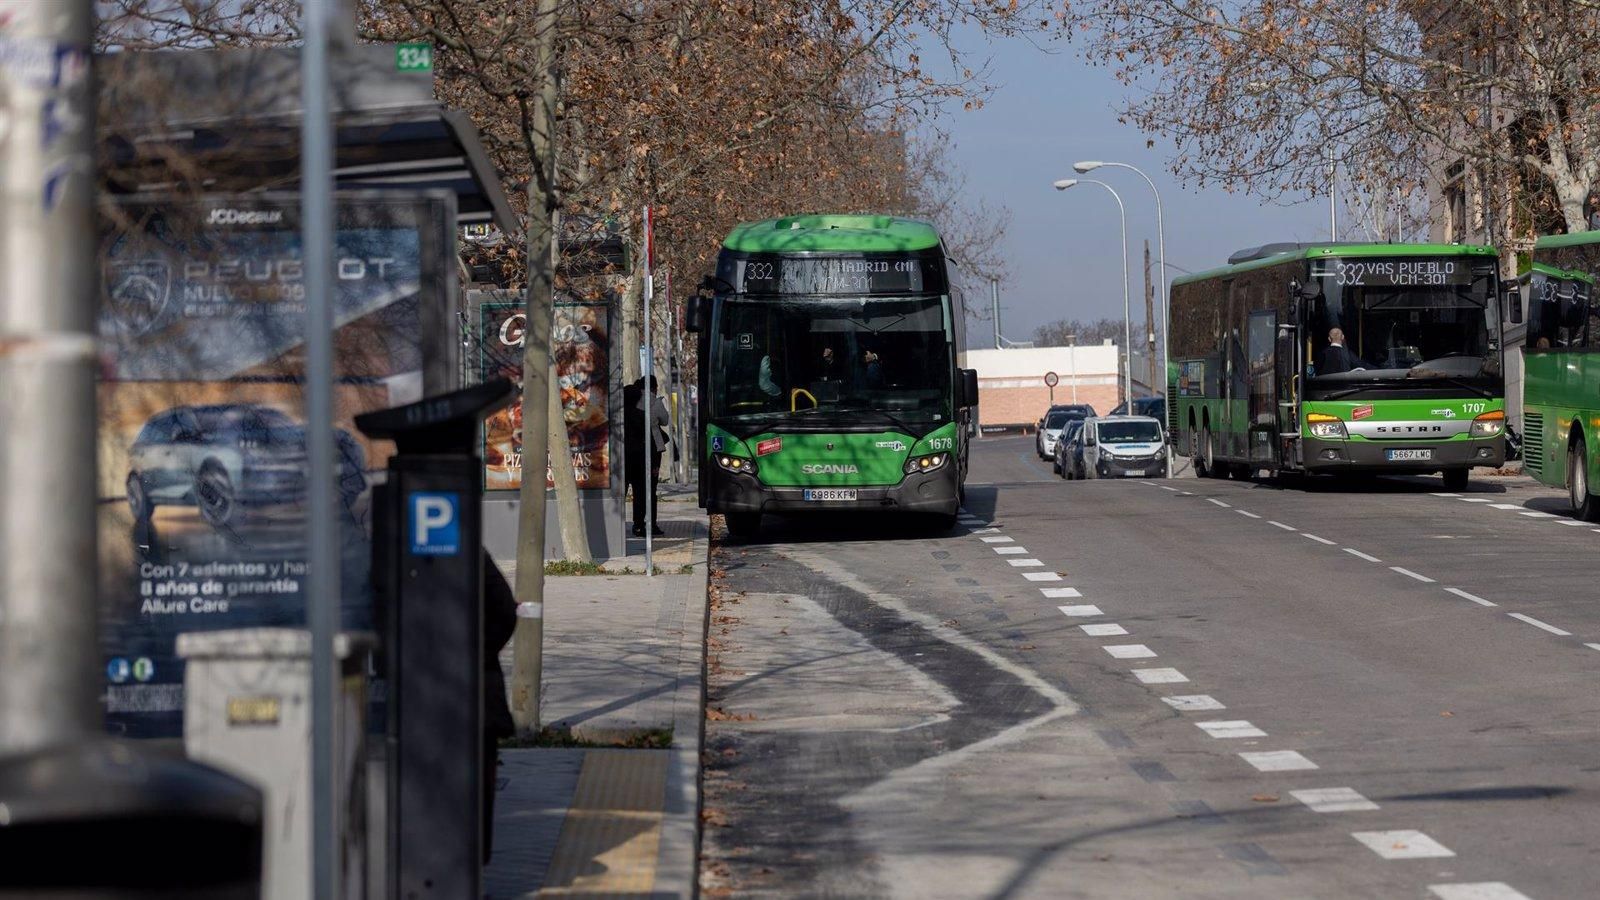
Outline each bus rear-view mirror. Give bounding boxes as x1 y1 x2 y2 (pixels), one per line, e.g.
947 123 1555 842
960 368 980 409
685 295 705 333
1504 283 1523 325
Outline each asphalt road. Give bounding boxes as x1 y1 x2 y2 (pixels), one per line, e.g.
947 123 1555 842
700 435 1600 899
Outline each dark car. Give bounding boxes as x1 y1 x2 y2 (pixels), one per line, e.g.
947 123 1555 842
126 404 367 528
1108 396 1166 422
1053 419 1086 478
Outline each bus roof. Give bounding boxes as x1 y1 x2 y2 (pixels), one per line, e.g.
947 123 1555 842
721 215 942 254
1533 231 1600 251
1170 242 1499 288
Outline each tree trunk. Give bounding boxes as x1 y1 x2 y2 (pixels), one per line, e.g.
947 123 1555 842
621 259 644 384
510 0 561 738
547 359 591 561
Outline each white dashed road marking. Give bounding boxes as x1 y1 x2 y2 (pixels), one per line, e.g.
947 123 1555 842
973 527 1001 535
1207 498 1231 508
1235 510 1262 519
1159 485 1180 492
1133 668 1188 684
1161 695 1225 711
1023 571 1061 582
1488 503 1522 510
1444 587 1496 608
1289 787 1379 813
1428 884 1533 900
1268 521 1296 531
1459 497 1494 503
1520 511 1557 518
1585 643 1600 653
1239 750 1317 772
1040 587 1082 599
1007 558 1044 567
1103 644 1157 660
1301 533 1337 545
1431 492 1461 497
994 546 1027 555
1079 623 1128 636
980 535 1013 543
1508 612 1571 636
1391 566 1436 583
1343 548 1382 563
1558 519 1587 526
1351 829 1454 859
1196 720 1266 739
1057 604 1103 617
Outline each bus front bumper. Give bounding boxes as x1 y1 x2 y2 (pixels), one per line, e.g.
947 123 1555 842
1301 436 1505 472
707 466 960 515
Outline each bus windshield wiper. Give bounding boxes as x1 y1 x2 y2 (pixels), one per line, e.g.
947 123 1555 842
1405 373 1495 399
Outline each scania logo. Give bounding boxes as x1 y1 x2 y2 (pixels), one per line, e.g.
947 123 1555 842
1375 424 1444 434
207 208 284 226
801 464 859 474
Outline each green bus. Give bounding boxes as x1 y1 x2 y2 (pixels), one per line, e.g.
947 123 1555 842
1520 233 1600 518
1169 242 1511 487
687 215 979 537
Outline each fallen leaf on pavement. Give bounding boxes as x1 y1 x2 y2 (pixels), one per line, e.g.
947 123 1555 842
1251 793 1279 803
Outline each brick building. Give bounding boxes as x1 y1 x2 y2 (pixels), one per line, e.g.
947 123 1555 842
965 345 1153 430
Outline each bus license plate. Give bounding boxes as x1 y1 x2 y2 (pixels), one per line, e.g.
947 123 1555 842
804 489 858 502
1386 448 1433 461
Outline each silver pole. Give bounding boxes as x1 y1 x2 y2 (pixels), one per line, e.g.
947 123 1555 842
1080 181 1132 409
1329 147 1339 241
991 278 1002 349
1100 163 1173 475
642 207 653 576
0 0 98 753
300 0 340 895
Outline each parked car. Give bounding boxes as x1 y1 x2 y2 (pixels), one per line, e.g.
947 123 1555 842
126 404 367 528
1081 415 1168 479
1108 396 1166 424
1035 404 1096 459
1053 419 1085 478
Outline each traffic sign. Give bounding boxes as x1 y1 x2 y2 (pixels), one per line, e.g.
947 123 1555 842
1044 371 1060 388
408 491 461 556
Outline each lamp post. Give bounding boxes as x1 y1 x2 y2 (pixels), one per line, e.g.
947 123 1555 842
1075 160 1172 475
1053 178 1132 412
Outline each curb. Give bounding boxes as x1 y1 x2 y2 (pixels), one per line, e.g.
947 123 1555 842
653 523 710 898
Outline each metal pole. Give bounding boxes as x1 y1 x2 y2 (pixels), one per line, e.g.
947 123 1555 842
0 0 98 753
300 1 340 895
1329 147 1339 241
991 278 1002 349
1104 163 1174 475
1081 181 1132 409
1068 337 1079 404
642 206 653 575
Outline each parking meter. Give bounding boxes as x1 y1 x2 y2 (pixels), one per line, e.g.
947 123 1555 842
357 379 513 900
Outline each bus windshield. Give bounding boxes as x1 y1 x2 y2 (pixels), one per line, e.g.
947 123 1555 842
1308 277 1499 384
711 294 952 427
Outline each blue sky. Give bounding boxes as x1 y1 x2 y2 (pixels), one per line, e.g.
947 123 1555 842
926 29 1333 346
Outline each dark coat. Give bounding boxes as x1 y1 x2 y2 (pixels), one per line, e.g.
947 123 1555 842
482 549 517 740
1317 343 1356 375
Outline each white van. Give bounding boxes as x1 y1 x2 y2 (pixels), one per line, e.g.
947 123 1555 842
1082 415 1167 479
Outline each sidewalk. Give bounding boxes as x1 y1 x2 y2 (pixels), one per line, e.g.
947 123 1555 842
485 499 710 899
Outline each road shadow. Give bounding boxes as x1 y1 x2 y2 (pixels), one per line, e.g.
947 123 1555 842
1239 473 1510 495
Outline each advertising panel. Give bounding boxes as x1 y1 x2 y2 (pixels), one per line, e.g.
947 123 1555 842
476 294 612 492
98 193 458 737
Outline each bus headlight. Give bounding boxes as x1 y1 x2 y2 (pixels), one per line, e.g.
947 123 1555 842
1307 413 1347 439
905 453 948 474
715 454 756 475
1471 410 1505 437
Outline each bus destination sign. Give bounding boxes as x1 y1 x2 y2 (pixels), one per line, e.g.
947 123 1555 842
1310 258 1481 288
738 256 926 295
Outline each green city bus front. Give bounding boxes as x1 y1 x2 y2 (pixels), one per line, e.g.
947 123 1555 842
1296 250 1506 476
701 290 966 522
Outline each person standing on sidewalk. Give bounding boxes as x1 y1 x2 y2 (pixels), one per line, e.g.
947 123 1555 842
481 549 517 864
625 375 670 537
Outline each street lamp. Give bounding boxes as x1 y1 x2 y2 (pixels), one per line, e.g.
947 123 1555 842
1053 177 1132 412
1075 159 1172 475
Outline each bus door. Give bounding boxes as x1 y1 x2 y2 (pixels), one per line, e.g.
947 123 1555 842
1246 309 1278 467
1276 315 1302 470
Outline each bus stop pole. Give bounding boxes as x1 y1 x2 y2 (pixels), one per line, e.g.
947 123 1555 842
0 0 98 754
300 0 341 895
642 206 653 576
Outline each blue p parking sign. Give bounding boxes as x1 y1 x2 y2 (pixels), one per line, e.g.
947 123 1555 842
409 491 461 556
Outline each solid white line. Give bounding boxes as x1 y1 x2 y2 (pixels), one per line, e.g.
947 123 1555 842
1290 787 1379 813
1197 720 1266 739
1444 587 1496 607
1025 571 1062 582
1159 485 1180 492
1344 548 1382 563
995 546 1028 555
1040 587 1082 599
1103 644 1157 660
1352 829 1454 859
1391 566 1436 583
980 535 1014 543
1079 623 1128 636
1488 503 1522 510
1207 498 1232 508
1302 533 1337 545
1508 612 1571 636
1239 750 1317 772
1133 667 1188 684
1428 884 1533 900
1007 558 1044 567
1162 695 1225 711
1520 510 1557 518
1235 510 1263 519
1057 604 1102 617
1268 520 1296 531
